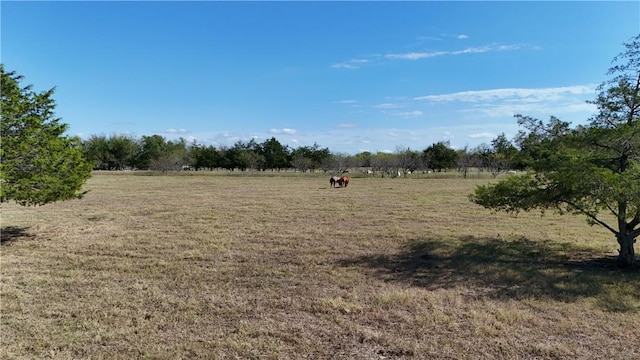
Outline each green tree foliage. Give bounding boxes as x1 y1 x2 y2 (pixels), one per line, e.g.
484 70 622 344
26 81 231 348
190 143 221 170
148 137 188 173
512 115 572 171
82 134 112 170
260 137 291 170
290 143 331 172
471 35 640 267
0 65 92 206
352 151 373 168
423 141 458 172
233 141 257 171
486 133 519 177
138 135 167 170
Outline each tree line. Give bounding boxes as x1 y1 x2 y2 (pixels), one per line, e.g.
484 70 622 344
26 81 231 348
81 132 530 176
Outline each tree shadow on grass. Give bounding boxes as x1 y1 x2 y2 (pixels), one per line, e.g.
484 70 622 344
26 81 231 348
1 226 34 245
339 236 640 312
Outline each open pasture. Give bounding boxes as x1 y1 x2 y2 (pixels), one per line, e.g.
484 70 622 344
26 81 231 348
1 172 639 359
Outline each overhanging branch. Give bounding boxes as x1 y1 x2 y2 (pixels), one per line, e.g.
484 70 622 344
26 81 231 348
562 200 619 235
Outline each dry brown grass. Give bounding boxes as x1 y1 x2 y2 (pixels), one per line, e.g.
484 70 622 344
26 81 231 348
1 172 638 359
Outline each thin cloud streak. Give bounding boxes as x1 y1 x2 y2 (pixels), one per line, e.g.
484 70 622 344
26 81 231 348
385 43 521 61
333 100 357 104
468 132 496 139
270 128 297 135
334 42 524 68
465 102 597 118
385 51 448 60
395 110 423 117
414 85 597 102
331 58 369 69
375 103 404 109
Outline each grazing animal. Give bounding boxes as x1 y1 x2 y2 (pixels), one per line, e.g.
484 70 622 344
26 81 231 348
330 176 342 188
340 176 350 187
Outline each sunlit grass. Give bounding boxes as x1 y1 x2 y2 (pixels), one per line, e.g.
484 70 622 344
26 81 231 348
1 172 638 359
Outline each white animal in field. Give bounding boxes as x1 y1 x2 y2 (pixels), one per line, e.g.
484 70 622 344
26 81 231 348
507 170 517 175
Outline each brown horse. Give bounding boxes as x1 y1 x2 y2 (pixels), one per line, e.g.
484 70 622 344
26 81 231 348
330 176 342 188
340 176 350 187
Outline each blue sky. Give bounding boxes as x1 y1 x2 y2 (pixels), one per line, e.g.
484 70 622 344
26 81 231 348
2 1 639 154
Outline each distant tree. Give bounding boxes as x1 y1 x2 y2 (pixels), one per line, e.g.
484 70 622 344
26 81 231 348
395 147 420 174
472 143 492 171
218 145 239 171
260 137 290 170
190 144 220 170
330 153 353 173
1 65 92 206
370 152 396 177
107 134 139 170
237 148 265 172
353 151 373 168
300 143 332 172
290 154 313 172
512 115 571 171
456 146 473 178
485 133 518 177
83 134 112 170
471 35 640 268
137 135 166 170
423 141 458 172
150 138 188 173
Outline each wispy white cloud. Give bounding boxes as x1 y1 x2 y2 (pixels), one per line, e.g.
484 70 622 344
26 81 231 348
270 128 297 135
465 102 597 119
451 46 492 55
331 63 357 69
331 58 369 69
395 110 423 117
385 51 447 60
337 122 356 128
421 33 470 41
414 85 598 121
468 132 496 139
417 35 442 41
497 44 520 51
333 99 357 104
414 85 596 103
164 128 189 134
375 103 403 109
385 43 521 61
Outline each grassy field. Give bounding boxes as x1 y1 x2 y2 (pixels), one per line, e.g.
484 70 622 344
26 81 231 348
1 172 639 359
